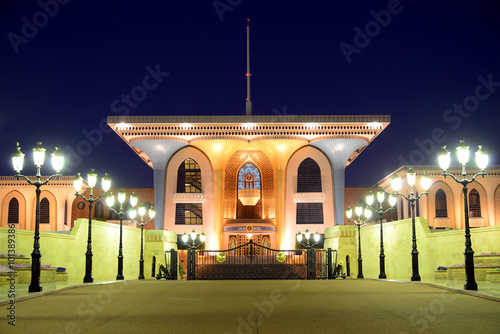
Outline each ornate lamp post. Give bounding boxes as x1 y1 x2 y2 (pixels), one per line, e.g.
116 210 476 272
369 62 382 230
12 142 64 292
106 190 138 280
437 141 488 291
296 229 321 249
74 170 111 283
391 168 431 281
365 190 396 279
346 205 372 278
130 205 155 279
182 229 206 249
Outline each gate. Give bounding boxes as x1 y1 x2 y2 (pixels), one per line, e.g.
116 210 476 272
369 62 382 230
159 249 177 280
187 240 337 280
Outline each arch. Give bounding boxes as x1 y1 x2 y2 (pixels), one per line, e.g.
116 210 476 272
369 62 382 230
2 190 26 229
94 201 105 219
463 182 488 227
8 198 19 224
468 189 481 218
283 146 333 249
177 158 202 193
435 189 448 217
223 150 275 220
428 181 455 228
165 146 214 245
297 157 322 192
34 190 57 231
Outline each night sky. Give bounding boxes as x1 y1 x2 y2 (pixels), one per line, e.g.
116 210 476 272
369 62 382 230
1 1 499 188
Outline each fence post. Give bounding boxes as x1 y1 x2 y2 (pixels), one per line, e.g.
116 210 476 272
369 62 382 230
187 248 193 280
327 248 333 279
171 249 178 280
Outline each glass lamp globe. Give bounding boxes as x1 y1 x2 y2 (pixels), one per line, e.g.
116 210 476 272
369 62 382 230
420 172 431 191
456 140 470 165
129 210 136 220
313 231 320 243
130 192 138 207
101 173 111 192
200 232 206 243
190 229 197 241
475 145 488 171
296 232 303 243
389 192 397 207
106 193 115 207
73 173 83 192
391 173 402 192
182 232 188 243
12 142 25 173
51 147 64 173
354 205 363 217
376 190 385 204
138 206 146 217
364 208 372 220
149 206 156 219
407 168 416 187
305 229 310 240
87 169 97 188
365 192 374 206
33 142 46 167
437 146 451 171
345 206 353 219
117 189 126 204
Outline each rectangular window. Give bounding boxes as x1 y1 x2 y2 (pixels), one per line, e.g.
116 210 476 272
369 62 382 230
175 203 203 225
296 203 323 224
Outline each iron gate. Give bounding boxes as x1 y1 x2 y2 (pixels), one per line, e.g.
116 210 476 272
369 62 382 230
187 240 336 280
157 249 177 280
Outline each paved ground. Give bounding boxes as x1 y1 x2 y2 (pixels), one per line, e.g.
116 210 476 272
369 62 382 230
1 279 499 334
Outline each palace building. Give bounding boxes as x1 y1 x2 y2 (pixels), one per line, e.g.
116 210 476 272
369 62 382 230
107 115 390 250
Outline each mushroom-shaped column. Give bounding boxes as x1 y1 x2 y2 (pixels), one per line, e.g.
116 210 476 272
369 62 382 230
311 139 367 226
131 140 188 230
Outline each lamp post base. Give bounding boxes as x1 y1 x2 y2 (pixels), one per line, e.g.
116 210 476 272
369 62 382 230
411 276 421 282
464 282 478 291
83 276 94 283
116 275 124 280
379 273 386 279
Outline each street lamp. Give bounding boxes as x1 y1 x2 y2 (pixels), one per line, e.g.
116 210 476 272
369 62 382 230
365 190 397 279
182 229 206 249
106 190 138 280
391 168 431 281
74 170 111 283
296 229 321 249
346 204 372 278
130 205 155 279
12 142 64 292
437 141 488 291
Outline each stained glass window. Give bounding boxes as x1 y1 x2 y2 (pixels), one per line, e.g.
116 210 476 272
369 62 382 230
238 163 261 190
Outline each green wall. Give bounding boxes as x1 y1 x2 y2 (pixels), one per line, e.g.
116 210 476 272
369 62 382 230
0 219 177 281
325 218 500 279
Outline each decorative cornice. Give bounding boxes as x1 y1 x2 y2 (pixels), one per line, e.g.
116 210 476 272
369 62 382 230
293 193 326 203
172 193 205 203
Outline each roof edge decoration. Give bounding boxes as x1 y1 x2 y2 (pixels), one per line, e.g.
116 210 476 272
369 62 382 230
108 115 390 169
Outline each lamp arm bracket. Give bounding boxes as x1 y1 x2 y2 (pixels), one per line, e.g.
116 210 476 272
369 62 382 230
442 171 460 183
395 192 410 201
40 173 62 186
94 192 108 202
16 174 35 185
75 192 90 202
415 191 429 201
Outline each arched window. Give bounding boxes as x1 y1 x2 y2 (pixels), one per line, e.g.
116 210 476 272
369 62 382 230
94 201 104 219
469 189 481 218
238 163 261 190
177 158 202 193
40 198 50 224
8 198 19 224
64 200 68 225
435 189 448 217
297 158 322 192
